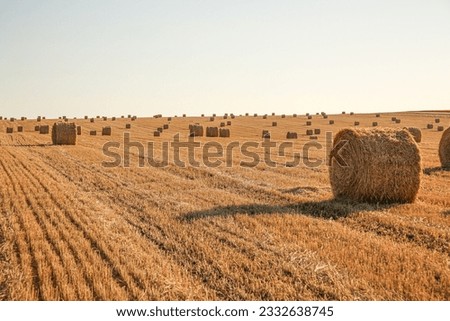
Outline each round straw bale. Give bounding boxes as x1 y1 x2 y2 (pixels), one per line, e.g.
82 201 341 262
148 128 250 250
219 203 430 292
306 129 313 135
254 113 258 117
220 122 225 127
263 115 267 119
168 117 172 121
163 124 169 129
350 112 354 115
6 127 13 133
17 126 23 132
305 113 310 116
439 127 450 168
39 125 50 134
395 119 401 124
372 122 378 126
157 127 163 133
34 125 40 131
272 122 277 126
76 126 82 135
90 130 97 136
427 124 433 129
262 130 270 139
90 118 95 123
189 124 204 137
342 111 346 114
272 112 275 116
206 127 219 137
329 128 421 203
125 124 131 129
223 115 228 119
293 114 297 118
102 126 112 136
219 128 230 137
391 117 397 121
309 135 318 140
84 115 88 119
182 114 186 117
52 122 77 145
376 113 381 117
306 121 312 126
323 115 328 119
286 132 298 139
226 121 231 126
437 126 444 132
435 118 440 123
329 120 334 124
314 128 321 135
307 115 312 119
403 127 422 143
231 114 235 119
154 131 160 137
354 121 360 126
281 114 286 118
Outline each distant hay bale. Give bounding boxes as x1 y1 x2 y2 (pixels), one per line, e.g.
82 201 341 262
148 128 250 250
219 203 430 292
103 116 108 121
254 113 258 117
435 118 440 123
306 113 310 116
307 115 312 120
201 114 204 117
125 124 131 129
306 121 312 126
189 124 204 137
439 127 450 168
263 115 267 119
10 117 15 121
84 116 88 119
121 115 124 118
372 122 378 126
112 117 116 121
0 116 3 120
404 127 422 143
309 135 318 140
6 127 13 133
226 121 231 126
437 126 444 132
42 116 46 120
96 116 100 119
306 129 313 135
206 127 219 137
76 126 82 135
231 114 235 119
183 114 186 117
35 125 40 131
354 121 360 126
219 128 230 137
157 127 163 133
329 128 421 203
90 130 97 136
272 121 277 126
208 116 214 122
395 119 401 124
127 114 131 118
163 124 169 129
219 122 225 127
323 115 328 119
223 115 228 119
350 112 354 115
281 114 286 118
262 130 270 138
18 126 23 132
90 118 95 123
286 132 298 139
245 113 249 116
213 113 216 117
168 117 172 121
427 124 433 129
102 127 112 136
131 116 137 121
314 128 321 135
316 112 319 115
293 114 297 117
376 113 381 117
342 111 346 114
329 120 334 124
21 117 26 121
391 117 397 121
51 122 77 145
39 125 50 134
272 112 275 116
37 116 41 121
154 131 161 137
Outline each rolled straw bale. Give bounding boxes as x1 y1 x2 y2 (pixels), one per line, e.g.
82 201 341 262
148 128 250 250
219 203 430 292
39 125 50 134
37 116 42 121
210 117 215 121
220 122 225 127
219 128 230 137
90 118 95 123
245 113 249 116
306 129 313 135
168 117 172 121
427 124 433 129
21 117 26 121
272 112 276 116
372 122 378 126
6 127 13 133
223 115 228 119
10 117 15 121
90 130 97 136
201 114 204 117
293 114 297 118
163 124 169 129
125 124 131 129
354 121 360 126
309 135 318 140
183 114 186 117
306 121 312 126
42 117 46 120
51 122 77 145
286 132 298 139
154 131 160 137
272 122 277 127
231 114 235 119
18 126 23 132
342 111 346 114
376 113 381 117
395 119 401 124
189 124 204 137
281 114 286 118
77 126 82 135
391 117 397 121
157 127 163 133
254 113 258 117
103 116 108 121
128 114 131 118
306 113 310 116
437 126 444 132
213 113 216 117
35 125 40 131
323 115 328 119
316 113 319 115
84 116 88 119
0 116 3 120
263 115 267 119
329 120 334 125
262 130 270 139
329 128 421 203
314 128 321 135
435 118 440 123
350 112 354 115
307 115 312 120
206 127 219 137
112 117 116 121
226 121 231 126
439 127 450 168
403 127 422 143
102 126 112 136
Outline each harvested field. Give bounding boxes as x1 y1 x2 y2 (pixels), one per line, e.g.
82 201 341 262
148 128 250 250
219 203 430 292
0 111 448 301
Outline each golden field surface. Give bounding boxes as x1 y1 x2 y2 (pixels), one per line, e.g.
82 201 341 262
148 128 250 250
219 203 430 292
0 111 449 301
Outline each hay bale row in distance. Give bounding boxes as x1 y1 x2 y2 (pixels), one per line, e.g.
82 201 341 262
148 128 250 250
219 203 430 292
439 127 450 168
18 126 23 132
263 115 267 119
286 132 298 139
404 127 422 143
189 124 204 137
209 117 215 121
206 127 219 137
329 128 421 203
52 122 77 145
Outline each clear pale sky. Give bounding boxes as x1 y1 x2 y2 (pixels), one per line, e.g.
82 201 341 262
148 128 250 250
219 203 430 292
1 0 449 118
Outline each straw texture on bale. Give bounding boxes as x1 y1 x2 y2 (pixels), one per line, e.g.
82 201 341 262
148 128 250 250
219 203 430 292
102 127 112 136
219 128 230 137
189 124 204 137
404 127 422 143
286 132 298 139
52 122 77 145
6 127 13 133
439 127 450 168
40 125 50 134
329 128 421 203
427 124 433 129
206 127 219 137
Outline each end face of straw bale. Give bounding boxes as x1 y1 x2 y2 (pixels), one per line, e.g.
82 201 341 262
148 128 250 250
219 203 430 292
439 127 450 168
329 128 421 204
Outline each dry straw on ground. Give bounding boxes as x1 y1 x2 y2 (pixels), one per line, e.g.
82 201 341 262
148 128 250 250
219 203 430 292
329 128 421 203
206 127 219 137
439 127 450 168
404 127 422 143
52 122 77 145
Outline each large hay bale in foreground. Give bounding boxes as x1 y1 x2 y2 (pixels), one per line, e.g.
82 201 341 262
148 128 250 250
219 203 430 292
52 122 77 145
206 127 219 137
329 128 421 203
102 127 112 136
439 127 450 168
404 127 422 143
39 125 50 134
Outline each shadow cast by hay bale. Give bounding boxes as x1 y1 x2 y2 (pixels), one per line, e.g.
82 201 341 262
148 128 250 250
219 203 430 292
423 167 450 175
180 199 396 222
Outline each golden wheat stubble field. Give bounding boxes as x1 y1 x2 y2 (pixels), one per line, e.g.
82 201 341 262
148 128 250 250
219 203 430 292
0 111 449 301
